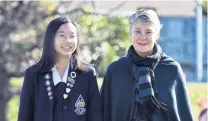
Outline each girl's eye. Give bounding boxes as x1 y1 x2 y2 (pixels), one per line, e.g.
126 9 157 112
59 34 65 37
135 31 141 33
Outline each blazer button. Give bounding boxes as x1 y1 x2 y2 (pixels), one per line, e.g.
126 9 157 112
64 106 67 110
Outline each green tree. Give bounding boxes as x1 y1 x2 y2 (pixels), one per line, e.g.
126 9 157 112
66 4 130 76
0 1 58 121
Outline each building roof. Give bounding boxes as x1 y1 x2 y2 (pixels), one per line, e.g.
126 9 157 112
93 1 196 17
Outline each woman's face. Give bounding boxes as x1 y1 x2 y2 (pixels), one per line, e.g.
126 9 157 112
130 20 160 56
54 22 78 58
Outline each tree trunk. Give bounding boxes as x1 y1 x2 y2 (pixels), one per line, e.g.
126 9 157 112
0 73 12 121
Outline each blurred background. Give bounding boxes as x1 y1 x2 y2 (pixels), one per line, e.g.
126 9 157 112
0 1 207 121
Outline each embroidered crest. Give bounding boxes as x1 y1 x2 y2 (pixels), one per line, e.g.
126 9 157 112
74 95 86 115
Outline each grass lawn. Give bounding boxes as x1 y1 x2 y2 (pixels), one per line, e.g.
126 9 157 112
8 77 207 121
186 82 208 120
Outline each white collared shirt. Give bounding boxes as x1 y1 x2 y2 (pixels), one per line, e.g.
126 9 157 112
52 64 69 86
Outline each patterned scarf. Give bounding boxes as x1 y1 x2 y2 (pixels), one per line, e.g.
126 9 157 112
127 43 166 121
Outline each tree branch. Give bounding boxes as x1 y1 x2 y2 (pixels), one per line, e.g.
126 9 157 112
107 1 126 14
64 1 125 17
65 7 108 16
11 1 24 19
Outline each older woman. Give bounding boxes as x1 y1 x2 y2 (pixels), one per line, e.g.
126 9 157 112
101 8 193 121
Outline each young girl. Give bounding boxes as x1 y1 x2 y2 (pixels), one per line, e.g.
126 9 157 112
18 16 102 121
101 8 194 121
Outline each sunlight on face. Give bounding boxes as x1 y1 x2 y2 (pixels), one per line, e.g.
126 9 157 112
130 20 160 57
54 22 78 58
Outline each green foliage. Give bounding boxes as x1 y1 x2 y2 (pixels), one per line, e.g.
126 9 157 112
10 77 23 88
71 11 130 76
187 82 208 120
8 96 19 121
39 1 58 12
202 0 207 8
202 0 207 15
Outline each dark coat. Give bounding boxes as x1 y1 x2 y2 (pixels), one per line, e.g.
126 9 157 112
18 65 102 121
101 53 194 121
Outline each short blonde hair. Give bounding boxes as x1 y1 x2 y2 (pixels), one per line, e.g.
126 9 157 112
129 8 163 31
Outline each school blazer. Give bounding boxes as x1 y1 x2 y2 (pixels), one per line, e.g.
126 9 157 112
18 65 102 121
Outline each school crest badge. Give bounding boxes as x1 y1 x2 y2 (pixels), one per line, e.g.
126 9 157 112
74 95 86 115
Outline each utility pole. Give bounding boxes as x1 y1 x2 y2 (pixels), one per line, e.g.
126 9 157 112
195 0 203 82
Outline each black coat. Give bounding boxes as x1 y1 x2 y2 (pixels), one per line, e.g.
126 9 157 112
101 53 194 121
18 65 102 121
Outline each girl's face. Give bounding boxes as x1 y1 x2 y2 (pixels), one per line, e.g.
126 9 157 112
54 22 78 58
130 20 160 57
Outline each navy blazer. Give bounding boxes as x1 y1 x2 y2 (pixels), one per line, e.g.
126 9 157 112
18 65 102 121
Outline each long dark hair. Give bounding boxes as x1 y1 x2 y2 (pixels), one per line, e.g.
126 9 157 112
34 16 88 73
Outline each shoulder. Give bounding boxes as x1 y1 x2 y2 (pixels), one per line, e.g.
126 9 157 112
106 56 127 73
84 65 97 77
159 53 182 69
22 65 39 88
24 65 38 76
158 53 184 79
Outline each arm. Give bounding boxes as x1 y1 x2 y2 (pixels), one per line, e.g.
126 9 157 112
87 67 103 121
18 68 35 121
175 64 194 121
101 68 112 121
